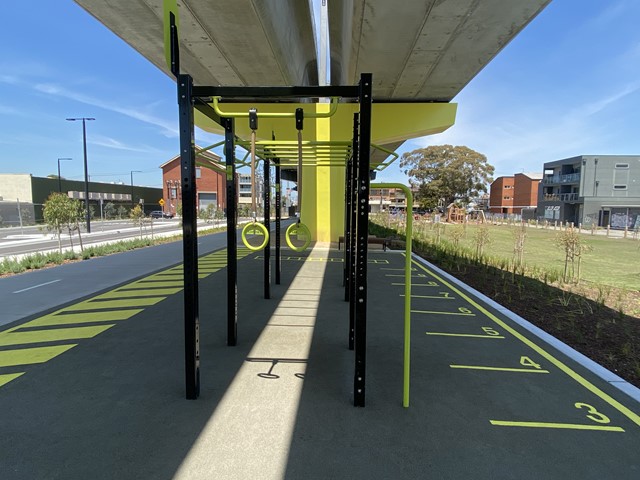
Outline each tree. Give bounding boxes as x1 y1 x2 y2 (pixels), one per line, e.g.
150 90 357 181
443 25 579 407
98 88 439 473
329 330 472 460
116 205 128 219
129 204 145 239
213 207 224 226
103 202 116 220
400 145 494 209
43 193 85 253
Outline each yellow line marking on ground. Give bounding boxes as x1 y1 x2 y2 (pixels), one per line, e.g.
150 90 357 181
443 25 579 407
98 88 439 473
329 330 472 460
125 283 184 290
385 274 426 278
402 294 454 299
23 310 143 327
0 344 77 367
126 281 184 289
411 310 475 316
489 420 625 432
63 297 166 311
0 372 25 387
450 365 550 373
0 325 115 346
411 257 640 428
392 283 437 287
96 288 182 299
0 247 236 389
426 332 505 339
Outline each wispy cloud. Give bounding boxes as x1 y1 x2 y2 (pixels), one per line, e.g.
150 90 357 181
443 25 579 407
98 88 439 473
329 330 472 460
0 103 22 116
406 84 625 178
90 134 167 154
579 82 640 117
34 82 179 137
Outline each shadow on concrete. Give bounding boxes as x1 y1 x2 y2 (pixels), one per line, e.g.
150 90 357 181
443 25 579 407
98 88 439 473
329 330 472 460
0 245 306 480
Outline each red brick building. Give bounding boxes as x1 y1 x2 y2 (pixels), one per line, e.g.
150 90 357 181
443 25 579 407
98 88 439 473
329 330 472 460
489 176 514 214
489 173 541 214
513 172 542 213
160 149 228 215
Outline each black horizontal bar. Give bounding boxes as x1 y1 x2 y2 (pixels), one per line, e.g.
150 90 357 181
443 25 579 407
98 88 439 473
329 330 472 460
194 98 221 124
192 85 360 99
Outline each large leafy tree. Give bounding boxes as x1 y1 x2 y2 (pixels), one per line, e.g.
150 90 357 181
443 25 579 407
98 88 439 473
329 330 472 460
400 145 494 209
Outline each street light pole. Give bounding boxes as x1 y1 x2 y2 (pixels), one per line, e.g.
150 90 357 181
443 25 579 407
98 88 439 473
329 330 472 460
66 117 95 233
57 157 72 193
130 170 142 208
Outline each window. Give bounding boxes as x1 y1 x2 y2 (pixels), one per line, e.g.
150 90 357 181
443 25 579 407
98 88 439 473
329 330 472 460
504 185 513 189
170 187 177 199
196 167 202 179
503 196 511 200
613 185 627 190
615 163 629 169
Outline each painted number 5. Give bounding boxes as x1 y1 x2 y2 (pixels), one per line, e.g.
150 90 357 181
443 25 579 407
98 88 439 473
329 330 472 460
482 327 500 336
575 403 611 424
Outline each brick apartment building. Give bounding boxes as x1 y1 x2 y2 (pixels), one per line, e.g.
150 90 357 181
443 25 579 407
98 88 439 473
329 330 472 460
489 173 541 214
160 149 229 215
489 176 514 214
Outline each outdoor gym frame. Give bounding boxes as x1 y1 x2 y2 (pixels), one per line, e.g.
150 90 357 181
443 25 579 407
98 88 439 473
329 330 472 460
176 74 373 406
169 6 374 406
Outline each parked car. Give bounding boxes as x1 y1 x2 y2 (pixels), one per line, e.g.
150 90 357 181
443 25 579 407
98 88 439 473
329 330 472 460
150 211 174 219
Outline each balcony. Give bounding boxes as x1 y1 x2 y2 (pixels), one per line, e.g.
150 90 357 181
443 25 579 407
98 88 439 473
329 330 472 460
542 172 581 184
543 193 579 202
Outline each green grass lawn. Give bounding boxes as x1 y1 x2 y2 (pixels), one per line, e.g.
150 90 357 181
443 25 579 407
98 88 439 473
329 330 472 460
417 221 640 290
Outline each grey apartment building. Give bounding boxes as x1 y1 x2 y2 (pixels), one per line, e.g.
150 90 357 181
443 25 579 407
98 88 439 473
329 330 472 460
538 155 640 229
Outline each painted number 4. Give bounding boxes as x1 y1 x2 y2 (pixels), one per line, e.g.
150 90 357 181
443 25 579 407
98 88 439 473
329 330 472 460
519 356 542 370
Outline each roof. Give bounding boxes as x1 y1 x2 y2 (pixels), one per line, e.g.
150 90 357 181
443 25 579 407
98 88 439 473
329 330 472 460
516 172 543 180
159 146 222 169
75 1 550 103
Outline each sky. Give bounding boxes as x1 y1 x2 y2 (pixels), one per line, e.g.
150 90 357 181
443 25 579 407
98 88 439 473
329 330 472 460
1 0 640 189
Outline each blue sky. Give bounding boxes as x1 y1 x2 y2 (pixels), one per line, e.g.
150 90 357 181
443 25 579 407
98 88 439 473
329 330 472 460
1 0 640 188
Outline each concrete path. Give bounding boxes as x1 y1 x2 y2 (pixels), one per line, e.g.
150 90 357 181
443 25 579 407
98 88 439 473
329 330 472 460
0 245 638 479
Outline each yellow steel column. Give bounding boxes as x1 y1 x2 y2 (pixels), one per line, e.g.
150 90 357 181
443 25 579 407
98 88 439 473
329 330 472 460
300 103 347 243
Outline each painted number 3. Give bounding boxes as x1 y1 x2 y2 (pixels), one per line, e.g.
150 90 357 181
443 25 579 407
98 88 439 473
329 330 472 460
574 403 611 424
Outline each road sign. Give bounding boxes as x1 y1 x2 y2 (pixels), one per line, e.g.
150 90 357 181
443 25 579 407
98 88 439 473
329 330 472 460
159 199 165 206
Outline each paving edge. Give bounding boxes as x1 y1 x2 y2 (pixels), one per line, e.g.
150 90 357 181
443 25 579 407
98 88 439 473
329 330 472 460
410 252 640 404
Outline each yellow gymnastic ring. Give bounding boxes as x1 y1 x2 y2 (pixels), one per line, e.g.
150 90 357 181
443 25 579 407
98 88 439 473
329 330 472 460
285 222 311 252
241 221 269 251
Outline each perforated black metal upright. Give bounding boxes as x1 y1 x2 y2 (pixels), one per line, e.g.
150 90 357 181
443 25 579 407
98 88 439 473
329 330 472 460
348 113 359 351
177 74 200 399
274 159 281 285
224 117 238 346
354 73 372 407
343 154 351 293
263 159 271 299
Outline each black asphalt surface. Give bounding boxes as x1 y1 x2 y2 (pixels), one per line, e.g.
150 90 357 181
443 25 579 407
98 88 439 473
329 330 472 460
0 244 638 479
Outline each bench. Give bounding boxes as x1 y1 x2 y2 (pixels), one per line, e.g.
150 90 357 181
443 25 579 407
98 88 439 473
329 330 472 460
338 235 388 251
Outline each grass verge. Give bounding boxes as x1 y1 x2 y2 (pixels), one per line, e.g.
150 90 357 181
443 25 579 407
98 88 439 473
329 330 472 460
0 225 226 277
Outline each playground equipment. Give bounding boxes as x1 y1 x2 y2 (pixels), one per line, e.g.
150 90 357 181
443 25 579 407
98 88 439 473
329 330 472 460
165 1 408 408
447 204 465 223
240 109 270 252
286 108 312 252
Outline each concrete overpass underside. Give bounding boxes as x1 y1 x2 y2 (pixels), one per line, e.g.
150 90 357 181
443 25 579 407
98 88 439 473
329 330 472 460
75 0 550 242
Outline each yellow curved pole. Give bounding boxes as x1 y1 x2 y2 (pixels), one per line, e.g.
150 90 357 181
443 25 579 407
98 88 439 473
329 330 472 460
212 97 338 119
371 182 413 408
